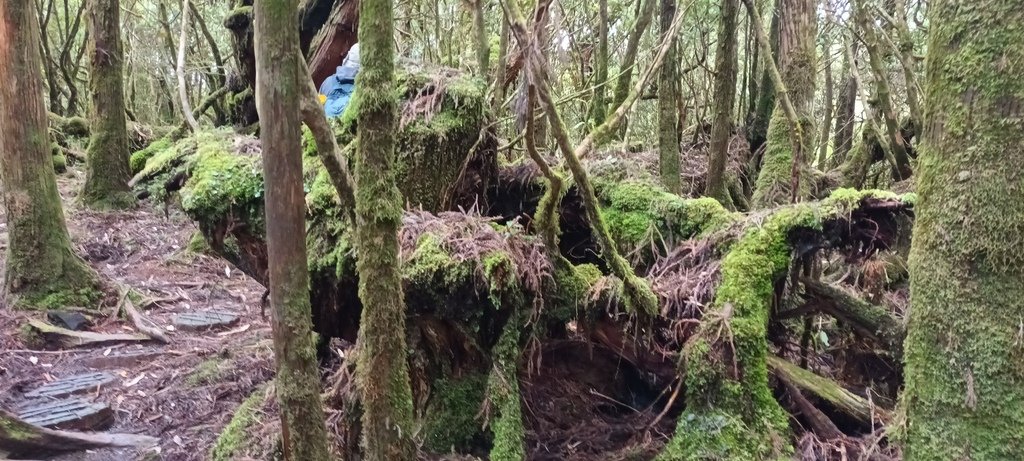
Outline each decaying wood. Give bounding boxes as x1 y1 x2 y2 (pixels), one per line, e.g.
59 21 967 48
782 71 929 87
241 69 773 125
117 290 170 343
800 277 903 354
781 376 843 440
27 319 151 348
768 354 890 426
0 408 157 458
307 0 359 86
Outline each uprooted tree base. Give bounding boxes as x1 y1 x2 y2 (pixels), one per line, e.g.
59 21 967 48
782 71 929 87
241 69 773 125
132 68 914 459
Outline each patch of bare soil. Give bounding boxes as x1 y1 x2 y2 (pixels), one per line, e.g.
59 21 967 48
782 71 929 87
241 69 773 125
0 167 274 461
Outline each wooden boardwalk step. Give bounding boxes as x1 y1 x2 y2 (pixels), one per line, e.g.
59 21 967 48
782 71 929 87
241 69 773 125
24 372 116 399
17 398 114 431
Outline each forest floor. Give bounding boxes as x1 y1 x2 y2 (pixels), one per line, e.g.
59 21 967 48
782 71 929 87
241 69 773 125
0 164 274 461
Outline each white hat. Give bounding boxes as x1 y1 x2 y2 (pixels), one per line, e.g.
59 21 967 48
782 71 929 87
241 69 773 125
343 44 360 68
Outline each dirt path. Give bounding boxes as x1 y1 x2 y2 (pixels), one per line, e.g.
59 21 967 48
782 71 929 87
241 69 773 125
0 166 274 460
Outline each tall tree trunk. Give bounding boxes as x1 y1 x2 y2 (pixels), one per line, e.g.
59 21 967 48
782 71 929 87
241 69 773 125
590 0 609 127
750 0 816 207
177 0 199 131
853 0 911 180
748 1 779 152
831 38 856 167
610 0 657 136
355 0 416 457
904 1 1024 458
890 0 921 132
252 0 331 458
706 0 739 206
658 0 680 195
82 0 133 209
0 0 99 308
816 38 833 169
472 0 488 76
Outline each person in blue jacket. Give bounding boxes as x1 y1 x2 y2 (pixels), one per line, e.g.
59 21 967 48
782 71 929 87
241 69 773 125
319 44 360 118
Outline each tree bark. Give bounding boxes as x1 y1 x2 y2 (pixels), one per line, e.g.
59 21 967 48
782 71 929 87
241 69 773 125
706 0 739 206
747 0 814 207
815 39 833 169
472 0 488 76
831 38 856 168
904 1 1024 458
0 0 99 308
589 0 609 127
177 0 199 132
748 1 779 152
81 0 133 209
354 0 417 457
252 0 331 458
658 0 680 195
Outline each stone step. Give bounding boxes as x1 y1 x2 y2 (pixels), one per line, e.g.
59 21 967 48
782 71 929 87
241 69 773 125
17 398 114 431
24 372 116 399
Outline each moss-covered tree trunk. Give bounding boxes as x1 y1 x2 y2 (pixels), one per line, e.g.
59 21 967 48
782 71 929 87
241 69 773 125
81 0 133 209
354 0 417 457
903 1 1024 458
658 0 680 195
706 0 739 206
750 0 816 207
0 0 100 310
252 0 330 458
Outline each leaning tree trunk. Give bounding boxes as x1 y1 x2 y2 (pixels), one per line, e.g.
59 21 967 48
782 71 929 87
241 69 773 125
657 0 680 195
0 0 100 309
750 0 816 207
354 0 417 457
903 1 1024 459
610 0 658 137
252 0 331 458
705 0 739 206
81 0 133 209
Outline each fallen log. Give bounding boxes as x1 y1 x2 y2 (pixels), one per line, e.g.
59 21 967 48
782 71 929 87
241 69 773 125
800 277 904 355
27 319 151 349
768 354 891 426
0 408 156 458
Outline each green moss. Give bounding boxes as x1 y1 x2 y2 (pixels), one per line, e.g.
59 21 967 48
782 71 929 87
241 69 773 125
52 153 67 173
657 411 754 460
22 286 103 311
180 133 264 233
593 178 739 261
549 261 602 322
210 386 265 461
186 358 226 386
130 137 173 174
752 109 815 207
664 189 904 459
186 231 213 254
486 314 526 461
422 374 489 453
